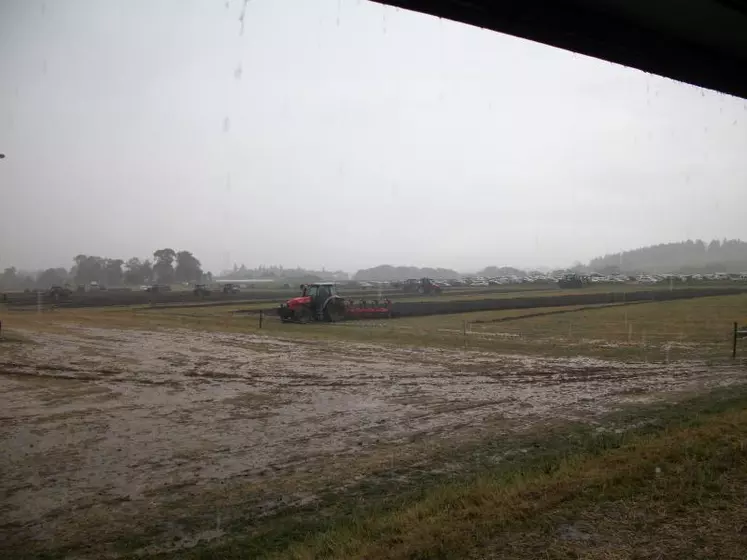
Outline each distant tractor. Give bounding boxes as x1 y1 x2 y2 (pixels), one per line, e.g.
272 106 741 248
47 286 72 298
147 284 172 293
222 283 240 294
193 284 211 296
558 273 586 289
403 278 442 295
278 282 347 323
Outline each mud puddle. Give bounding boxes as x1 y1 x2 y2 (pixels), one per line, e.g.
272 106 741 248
0 326 743 553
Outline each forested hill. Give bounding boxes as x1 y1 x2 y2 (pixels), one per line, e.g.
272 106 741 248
354 265 459 281
589 239 747 273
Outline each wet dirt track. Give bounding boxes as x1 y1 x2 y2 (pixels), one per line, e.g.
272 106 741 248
0 326 744 552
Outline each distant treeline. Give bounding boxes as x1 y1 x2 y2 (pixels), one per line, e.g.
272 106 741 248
218 264 349 282
0 248 208 291
7 238 747 293
476 266 531 278
354 265 461 281
589 239 747 274
354 265 552 281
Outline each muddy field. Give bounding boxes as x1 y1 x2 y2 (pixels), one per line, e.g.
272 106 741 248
1 326 745 556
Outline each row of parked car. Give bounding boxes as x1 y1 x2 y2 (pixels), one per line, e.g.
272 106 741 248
354 276 557 289
354 271 747 290
625 273 747 284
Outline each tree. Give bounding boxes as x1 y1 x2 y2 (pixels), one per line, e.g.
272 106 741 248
1 267 18 290
175 251 202 283
477 266 527 278
570 261 588 273
124 258 141 285
588 239 747 274
18 275 34 291
141 259 153 283
1 267 38 291
153 248 176 284
124 258 153 285
36 268 68 289
73 255 105 285
598 265 621 275
103 259 124 286
353 265 459 282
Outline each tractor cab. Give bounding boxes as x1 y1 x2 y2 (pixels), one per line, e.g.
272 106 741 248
222 283 240 294
301 282 337 301
403 278 442 295
193 284 211 296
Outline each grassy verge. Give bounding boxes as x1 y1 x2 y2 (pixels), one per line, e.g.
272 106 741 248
474 293 747 360
150 384 747 560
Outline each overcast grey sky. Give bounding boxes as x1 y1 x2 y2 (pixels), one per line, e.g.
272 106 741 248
1 0 746 274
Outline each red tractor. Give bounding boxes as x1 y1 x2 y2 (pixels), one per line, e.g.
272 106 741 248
278 283 347 323
403 278 442 295
278 283 392 323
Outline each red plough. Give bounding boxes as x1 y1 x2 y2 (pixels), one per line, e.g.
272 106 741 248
343 298 392 320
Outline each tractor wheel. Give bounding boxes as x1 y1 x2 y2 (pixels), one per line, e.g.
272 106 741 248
324 301 345 322
295 307 313 324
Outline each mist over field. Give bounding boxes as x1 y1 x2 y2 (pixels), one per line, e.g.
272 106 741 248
1 0 746 276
